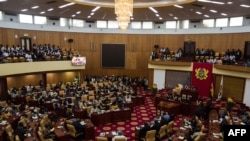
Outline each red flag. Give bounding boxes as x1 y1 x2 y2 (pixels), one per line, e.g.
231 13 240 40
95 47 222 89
192 62 213 97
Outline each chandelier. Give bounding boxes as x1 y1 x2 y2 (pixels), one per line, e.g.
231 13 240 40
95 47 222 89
115 0 133 31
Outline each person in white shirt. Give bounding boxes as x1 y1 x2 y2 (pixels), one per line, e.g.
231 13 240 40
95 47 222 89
112 131 127 141
125 94 132 103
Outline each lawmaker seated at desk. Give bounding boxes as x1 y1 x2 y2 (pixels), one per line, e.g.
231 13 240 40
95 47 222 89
112 130 127 141
102 96 112 105
124 94 132 103
110 101 119 111
89 105 100 117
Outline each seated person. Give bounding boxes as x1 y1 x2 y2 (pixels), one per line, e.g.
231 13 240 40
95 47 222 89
112 130 127 141
14 122 27 141
125 94 132 103
89 105 100 117
138 122 151 141
41 124 57 140
151 120 161 133
110 101 119 110
102 96 111 105
72 120 86 134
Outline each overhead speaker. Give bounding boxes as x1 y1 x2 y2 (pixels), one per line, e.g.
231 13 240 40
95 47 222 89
68 39 73 43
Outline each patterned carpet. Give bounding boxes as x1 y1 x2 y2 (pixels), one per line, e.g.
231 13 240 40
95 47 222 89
94 94 157 141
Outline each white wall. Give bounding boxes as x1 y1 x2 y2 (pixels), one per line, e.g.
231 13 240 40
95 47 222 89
1 20 250 35
153 69 166 90
243 79 250 107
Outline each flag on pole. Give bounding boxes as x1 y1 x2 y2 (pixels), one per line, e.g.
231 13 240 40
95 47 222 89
210 82 214 98
217 75 223 100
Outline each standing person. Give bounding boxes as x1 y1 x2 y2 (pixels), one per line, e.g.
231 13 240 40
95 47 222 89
74 76 79 85
143 77 148 91
204 97 212 120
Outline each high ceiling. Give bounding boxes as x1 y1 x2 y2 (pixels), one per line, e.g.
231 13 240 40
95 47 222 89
0 0 249 22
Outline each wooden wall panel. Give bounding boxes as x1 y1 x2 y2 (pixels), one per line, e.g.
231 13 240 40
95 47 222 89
46 71 80 84
215 75 245 102
126 52 136 69
7 74 43 89
1 27 250 87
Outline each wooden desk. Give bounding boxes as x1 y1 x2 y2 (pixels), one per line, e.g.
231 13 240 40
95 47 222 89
54 119 71 141
24 121 39 141
74 109 88 119
155 96 198 116
91 108 132 126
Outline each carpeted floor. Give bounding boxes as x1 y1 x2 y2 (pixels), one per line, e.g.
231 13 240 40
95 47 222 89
94 95 157 141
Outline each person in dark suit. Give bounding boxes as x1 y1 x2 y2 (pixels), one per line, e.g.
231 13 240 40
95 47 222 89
139 122 151 141
204 97 212 119
14 122 27 141
72 120 86 134
151 120 161 133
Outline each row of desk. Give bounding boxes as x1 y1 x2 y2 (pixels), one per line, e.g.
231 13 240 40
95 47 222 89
91 109 132 126
155 96 199 116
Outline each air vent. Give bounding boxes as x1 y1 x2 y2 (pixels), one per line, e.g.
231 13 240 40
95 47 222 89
154 21 164 24
192 4 203 8
190 20 201 23
46 0 57 4
48 17 59 20
5 12 17 16
86 20 95 23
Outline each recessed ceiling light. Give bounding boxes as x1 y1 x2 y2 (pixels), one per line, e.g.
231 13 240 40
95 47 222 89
174 17 178 20
47 8 54 11
72 14 76 17
76 11 81 14
240 4 250 8
92 6 100 12
149 7 158 13
174 5 183 8
198 0 225 5
21 9 28 12
227 1 233 4
59 2 75 9
221 13 227 16
40 11 46 14
210 9 217 13
155 14 159 17
204 15 210 18
0 0 7 2
87 16 91 18
32 6 39 9
196 11 202 15
159 17 162 20
90 13 94 16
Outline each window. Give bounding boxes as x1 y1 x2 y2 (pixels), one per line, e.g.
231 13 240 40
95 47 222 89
166 21 177 29
108 20 119 29
203 19 214 27
182 20 189 29
229 17 243 26
34 16 46 24
215 18 228 27
19 14 33 24
131 21 141 29
97 20 107 28
60 18 68 26
0 11 3 21
142 21 153 29
72 19 84 27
